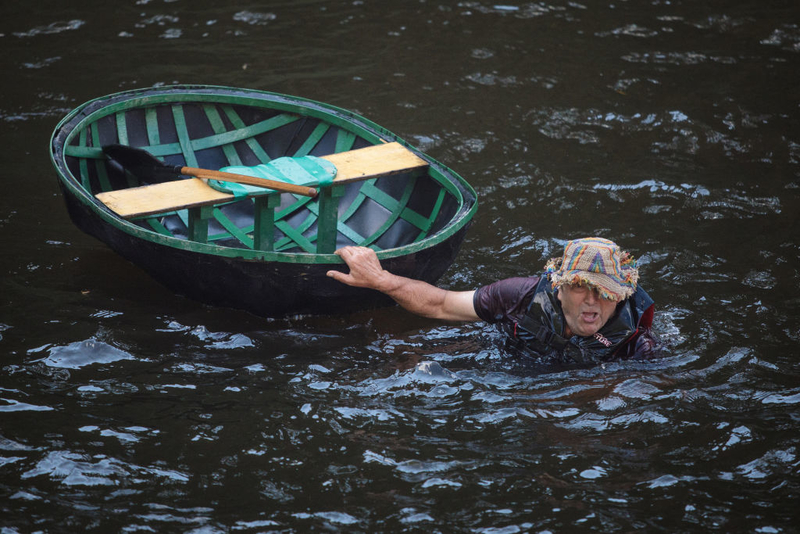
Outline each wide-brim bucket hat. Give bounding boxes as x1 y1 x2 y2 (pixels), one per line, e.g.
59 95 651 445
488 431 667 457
544 237 639 301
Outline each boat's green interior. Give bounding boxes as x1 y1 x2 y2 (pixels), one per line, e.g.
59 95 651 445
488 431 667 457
62 99 463 255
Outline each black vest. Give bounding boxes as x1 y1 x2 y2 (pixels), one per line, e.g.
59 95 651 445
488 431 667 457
508 276 654 365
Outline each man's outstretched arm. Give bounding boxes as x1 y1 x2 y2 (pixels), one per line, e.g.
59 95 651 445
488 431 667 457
326 246 479 322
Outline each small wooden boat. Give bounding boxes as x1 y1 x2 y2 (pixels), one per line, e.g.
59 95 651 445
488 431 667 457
50 85 477 317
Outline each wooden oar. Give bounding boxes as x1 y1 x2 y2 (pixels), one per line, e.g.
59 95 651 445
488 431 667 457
102 144 319 198
97 142 430 220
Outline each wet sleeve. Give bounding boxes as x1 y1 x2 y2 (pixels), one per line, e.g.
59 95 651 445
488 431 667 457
472 277 541 324
627 328 663 360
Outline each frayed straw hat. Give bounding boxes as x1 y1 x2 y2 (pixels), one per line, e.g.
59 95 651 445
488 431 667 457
544 237 639 301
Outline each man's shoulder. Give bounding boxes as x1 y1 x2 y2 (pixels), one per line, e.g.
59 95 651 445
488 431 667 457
478 276 543 301
473 275 543 323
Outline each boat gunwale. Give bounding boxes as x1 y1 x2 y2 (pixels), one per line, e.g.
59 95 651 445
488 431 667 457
50 85 477 265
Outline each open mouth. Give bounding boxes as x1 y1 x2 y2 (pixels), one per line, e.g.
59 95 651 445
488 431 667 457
581 311 600 324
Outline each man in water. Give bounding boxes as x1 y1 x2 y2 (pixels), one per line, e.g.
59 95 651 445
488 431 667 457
326 237 660 364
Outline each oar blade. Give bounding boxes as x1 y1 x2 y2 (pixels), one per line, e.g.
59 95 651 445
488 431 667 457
102 144 181 184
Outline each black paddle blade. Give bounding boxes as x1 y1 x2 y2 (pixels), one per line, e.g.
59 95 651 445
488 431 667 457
102 144 182 183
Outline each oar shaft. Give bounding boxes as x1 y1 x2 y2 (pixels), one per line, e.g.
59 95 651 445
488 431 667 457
180 167 318 198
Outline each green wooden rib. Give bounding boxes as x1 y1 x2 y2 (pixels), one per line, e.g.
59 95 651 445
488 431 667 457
115 112 129 146
145 107 160 146
91 123 112 192
145 217 173 237
221 105 272 162
303 200 366 246
273 210 319 251
275 220 316 253
212 208 254 249
172 105 198 168
64 145 101 158
301 189 369 245
169 104 201 232
203 104 242 166
293 122 330 157
145 111 300 158
357 179 436 233
334 130 356 153
61 109 303 162
78 129 91 191
359 182 401 216
398 205 432 231
114 112 137 188
359 176 418 247
193 112 300 154
411 188 447 241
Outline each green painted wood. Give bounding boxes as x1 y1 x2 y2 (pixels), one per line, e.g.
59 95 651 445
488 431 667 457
334 129 356 153
358 181 400 213
203 104 243 166
171 104 198 168
221 105 272 163
273 213 318 252
68 110 300 163
145 217 173 237
192 112 299 154
63 145 101 158
411 188 447 241
212 208 254 249
187 205 213 243
398 205 432 231
77 129 91 191
302 194 366 247
271 196 320 252
253 193 282 251
145 107 160 146
114 112 138 188
315 185 346 254
293 122 330 157
115 112 129 146
358 180 435 232
275 220 316 253
91 123 113 192
359 176 418 247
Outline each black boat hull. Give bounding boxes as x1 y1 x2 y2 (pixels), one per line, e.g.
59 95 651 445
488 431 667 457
59 179 468 316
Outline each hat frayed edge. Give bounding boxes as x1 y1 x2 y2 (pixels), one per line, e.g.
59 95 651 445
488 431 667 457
545 257 639 302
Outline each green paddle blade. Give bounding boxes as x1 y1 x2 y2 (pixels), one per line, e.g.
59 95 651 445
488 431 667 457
211 156 337 197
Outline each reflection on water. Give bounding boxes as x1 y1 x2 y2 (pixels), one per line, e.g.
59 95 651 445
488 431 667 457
2 0 800 531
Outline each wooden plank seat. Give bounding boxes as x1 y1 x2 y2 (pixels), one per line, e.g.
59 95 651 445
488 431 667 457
95 142 429 253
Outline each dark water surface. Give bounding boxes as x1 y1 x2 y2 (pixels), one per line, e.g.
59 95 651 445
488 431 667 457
2 0 799 532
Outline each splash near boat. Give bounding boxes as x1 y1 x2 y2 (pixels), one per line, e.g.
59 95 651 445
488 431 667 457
50 85 477 317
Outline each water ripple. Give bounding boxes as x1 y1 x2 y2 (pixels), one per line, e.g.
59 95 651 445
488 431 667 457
39 338 134 369
761 24 800 52
21 450 189 486
0 398 54 413
13 20 84 37
621 51 737 65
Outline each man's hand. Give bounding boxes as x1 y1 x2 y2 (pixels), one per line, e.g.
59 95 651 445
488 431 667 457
327 246 479 322
326 246 389 290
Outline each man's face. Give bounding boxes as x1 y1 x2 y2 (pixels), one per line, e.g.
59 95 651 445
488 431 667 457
557 284 618 337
